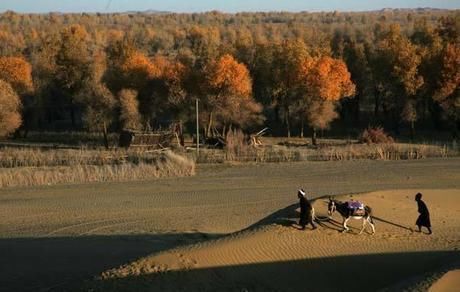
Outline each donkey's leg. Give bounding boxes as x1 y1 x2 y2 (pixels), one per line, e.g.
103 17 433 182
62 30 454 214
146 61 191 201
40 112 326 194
359 217 366 234
368 217 375 234
342 217 350 233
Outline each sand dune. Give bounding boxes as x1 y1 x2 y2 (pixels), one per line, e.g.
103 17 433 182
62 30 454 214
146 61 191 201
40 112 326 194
93 189 460 291
430 270 460 292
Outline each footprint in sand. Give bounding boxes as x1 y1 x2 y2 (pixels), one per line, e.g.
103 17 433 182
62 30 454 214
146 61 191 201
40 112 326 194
177 253 198 270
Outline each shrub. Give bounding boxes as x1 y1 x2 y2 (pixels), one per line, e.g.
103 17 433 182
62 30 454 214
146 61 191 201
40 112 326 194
225 129 248 160
359 127 394 144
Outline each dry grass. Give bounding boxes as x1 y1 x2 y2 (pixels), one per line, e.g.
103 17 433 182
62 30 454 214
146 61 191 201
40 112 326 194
193 141 457 163
6 131 119 146
0 147 191 168
0 150 195 188
194 146 303 163
314 143 452 161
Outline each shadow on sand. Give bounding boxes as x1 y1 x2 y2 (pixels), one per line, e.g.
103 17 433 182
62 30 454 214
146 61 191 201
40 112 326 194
0 233 219 292
90 251 460 292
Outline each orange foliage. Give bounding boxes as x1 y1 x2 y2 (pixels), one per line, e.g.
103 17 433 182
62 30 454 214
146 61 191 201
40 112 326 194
0 30 26 51
435 43 460 103
162 60 186 82
204 54 262 130
62 24 88 42
121 51 158 78
0 56 33 95
119 51 161 89
0 80 22 136
161 58 187 104
120 52 187 100
107 29 125 42
208 54 252 98
305 56 355 101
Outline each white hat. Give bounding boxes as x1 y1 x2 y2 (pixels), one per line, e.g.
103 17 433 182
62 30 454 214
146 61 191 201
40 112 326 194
298 189 305 196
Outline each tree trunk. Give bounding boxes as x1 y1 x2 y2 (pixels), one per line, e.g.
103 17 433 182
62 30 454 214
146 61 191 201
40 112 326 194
410 120 415 141
222 124 227 137
312 128 317 146
206 111 213 138
300 119 304 138
354 93 361 126
102 121 109 150
285 108 291 138
70 106 76 129
374 86 380 121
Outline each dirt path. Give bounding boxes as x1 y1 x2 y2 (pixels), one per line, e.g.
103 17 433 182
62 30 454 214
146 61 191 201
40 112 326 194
0 158 459 291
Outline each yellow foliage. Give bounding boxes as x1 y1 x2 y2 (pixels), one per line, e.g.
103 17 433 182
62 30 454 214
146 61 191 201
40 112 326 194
0 80 22 136
305 56 355 101
436 43 460 101
121 51 160 80
0 56 34 95
208 54 252 97
62 24 89 42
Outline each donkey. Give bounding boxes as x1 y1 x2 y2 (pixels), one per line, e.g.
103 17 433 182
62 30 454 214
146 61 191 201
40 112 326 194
327 198 375 235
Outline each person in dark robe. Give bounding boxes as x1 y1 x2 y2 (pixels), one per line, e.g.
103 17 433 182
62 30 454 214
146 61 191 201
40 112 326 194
298 189 317 230
415 192 432 235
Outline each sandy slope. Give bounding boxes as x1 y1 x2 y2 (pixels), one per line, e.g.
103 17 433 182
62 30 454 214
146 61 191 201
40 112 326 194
95 189 460 291
430 270 460 292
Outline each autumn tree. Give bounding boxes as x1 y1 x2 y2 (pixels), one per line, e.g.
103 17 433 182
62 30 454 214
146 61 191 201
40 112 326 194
341 41 372 126
434 43 460 137
0 56 34 136
411 18 444 127
77 52 117 149
370 24 423 133
118 89 141 130
401 100 418 140
0 56 33 95
0 80 22 137
0 10 458 140
187 26 221 67
299 56 356 145
272 39 309 137
0 30 26 56
203 54 262 136
55 24 91 128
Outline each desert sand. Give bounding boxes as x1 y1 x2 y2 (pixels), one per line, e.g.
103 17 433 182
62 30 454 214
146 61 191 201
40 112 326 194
94 189 460 291
1 159 459 291
430 270 460 292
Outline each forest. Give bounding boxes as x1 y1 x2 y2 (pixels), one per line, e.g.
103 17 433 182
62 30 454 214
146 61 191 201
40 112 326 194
0 9 459 146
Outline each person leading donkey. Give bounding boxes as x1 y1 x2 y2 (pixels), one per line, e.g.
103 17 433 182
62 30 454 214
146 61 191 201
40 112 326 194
297 189 317 230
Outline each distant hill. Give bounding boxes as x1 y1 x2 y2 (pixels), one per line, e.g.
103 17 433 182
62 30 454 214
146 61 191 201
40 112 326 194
378 7 446 12
123 9 171 15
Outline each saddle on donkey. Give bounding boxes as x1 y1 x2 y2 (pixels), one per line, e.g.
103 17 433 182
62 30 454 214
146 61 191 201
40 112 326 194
347 200 365 216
